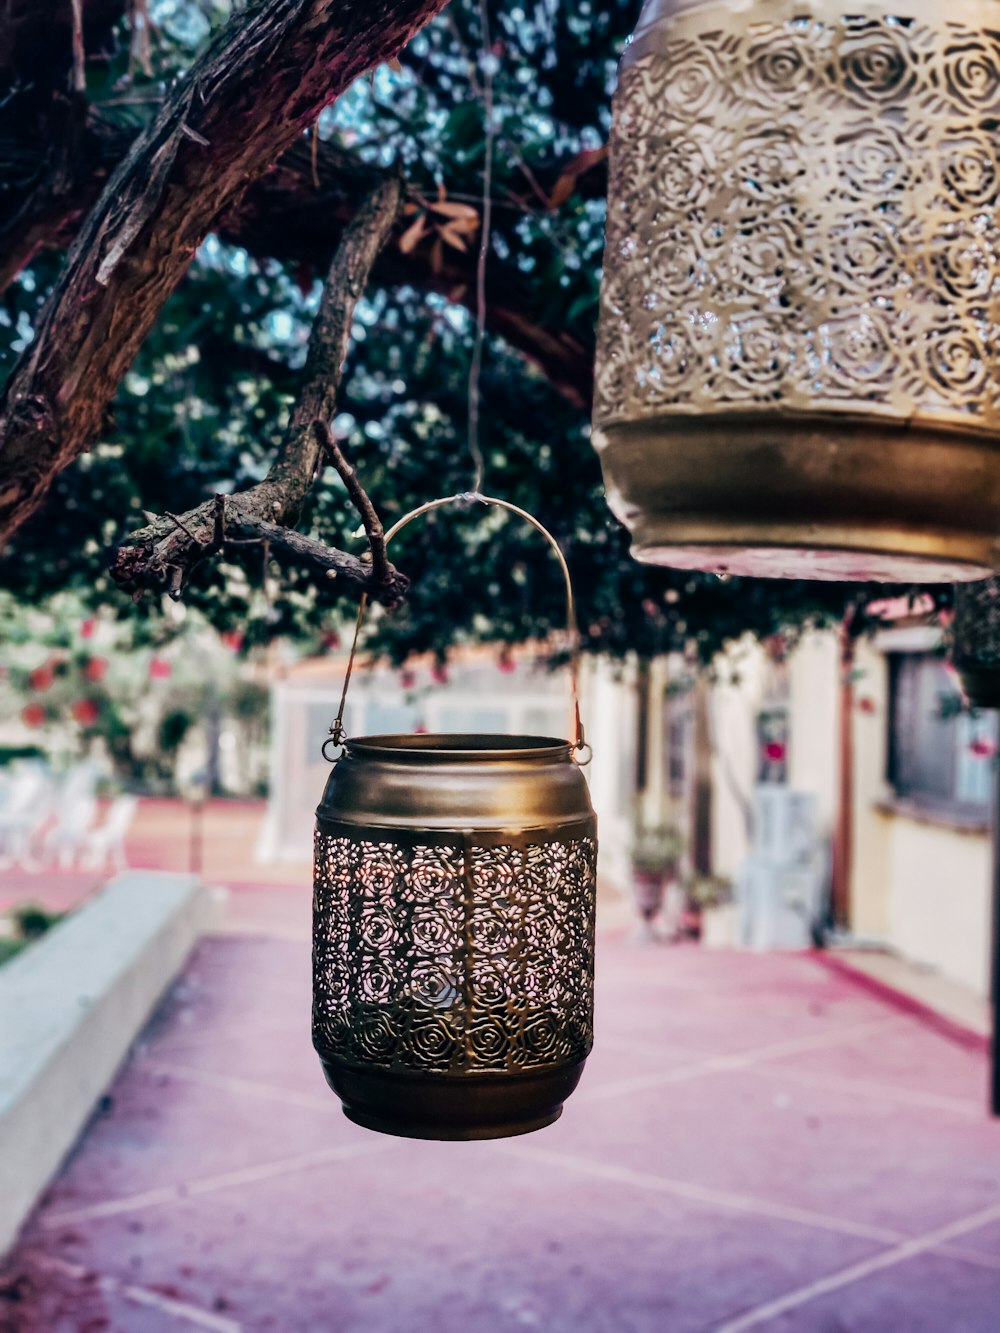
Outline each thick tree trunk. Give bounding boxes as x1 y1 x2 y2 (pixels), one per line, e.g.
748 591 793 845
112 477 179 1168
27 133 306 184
0 0 451 546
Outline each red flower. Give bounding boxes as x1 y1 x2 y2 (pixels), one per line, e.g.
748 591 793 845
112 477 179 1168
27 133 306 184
85 657 108 682
71 698 100 727
221 632 244 652
764 741 786 762
400 668 416 690
29 664 54 692
80 618 96 639
21 704 46 728
320 631 340 651
431 663 449 685
969 737 997 759
149 657 172 680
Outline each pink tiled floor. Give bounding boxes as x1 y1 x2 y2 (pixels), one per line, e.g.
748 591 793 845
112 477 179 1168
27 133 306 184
3 897 1000 1331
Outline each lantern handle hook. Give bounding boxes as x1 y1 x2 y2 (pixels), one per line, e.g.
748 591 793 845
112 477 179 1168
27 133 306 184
324 492 589 762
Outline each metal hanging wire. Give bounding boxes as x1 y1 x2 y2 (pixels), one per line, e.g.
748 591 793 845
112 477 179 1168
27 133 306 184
324 493 589 763
466 0 495 495
323 7 590 767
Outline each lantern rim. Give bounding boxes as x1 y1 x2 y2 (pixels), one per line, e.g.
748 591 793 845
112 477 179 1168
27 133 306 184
343 733 574 763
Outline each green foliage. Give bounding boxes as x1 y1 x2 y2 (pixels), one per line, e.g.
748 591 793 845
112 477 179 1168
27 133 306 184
0 902 65 967
0 1 923 664
11 903 63 940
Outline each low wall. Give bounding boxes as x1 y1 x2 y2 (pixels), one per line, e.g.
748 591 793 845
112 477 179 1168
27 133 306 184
0 871 221 1254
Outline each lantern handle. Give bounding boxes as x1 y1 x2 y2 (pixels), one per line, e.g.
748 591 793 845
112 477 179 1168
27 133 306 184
323 492 589 763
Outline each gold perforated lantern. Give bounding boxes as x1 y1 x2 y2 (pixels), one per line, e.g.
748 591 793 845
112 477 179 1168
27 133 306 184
593 0 1000 582
311 496 596 1140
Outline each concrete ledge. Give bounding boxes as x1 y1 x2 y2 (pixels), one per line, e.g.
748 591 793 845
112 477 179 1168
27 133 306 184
0 871 220 1254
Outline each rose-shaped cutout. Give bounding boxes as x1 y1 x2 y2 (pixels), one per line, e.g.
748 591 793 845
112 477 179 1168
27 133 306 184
470 959 515 1007
358 906 400 952
836 124 909 199
650 228 703 304
943 34 1000 114
471 905 517 957
744 28 815 104
409 902 461 954
406 1014 458 1069
938 134 1000 210
922 326 989 402
829 216 899 294
664 39 721 119
730 216 806 300
354 1011 400 1063
823 312 897 388
409 958 459 1009
519 1010 566 1064
836 23 916 107
658 137 713 209
725 316 792 389
644 320 697 394
357 843 404 897
734 129 804 200
358 958 399 1004
470 845 521 896
468 1018 511 1068
928 227 995 303
404 845 460 903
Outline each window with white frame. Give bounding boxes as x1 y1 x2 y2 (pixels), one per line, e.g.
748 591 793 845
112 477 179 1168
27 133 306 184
886 653 996 819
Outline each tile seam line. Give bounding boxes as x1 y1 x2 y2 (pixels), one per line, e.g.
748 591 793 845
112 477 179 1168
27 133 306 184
580 1016 905 1102
490 1144 905 1245
712 1198 1000 1333
743 1062 983 1118
493 1146 1000 1273
40 1140 395 1228
142 1058 333 1111
23 1250 243 1333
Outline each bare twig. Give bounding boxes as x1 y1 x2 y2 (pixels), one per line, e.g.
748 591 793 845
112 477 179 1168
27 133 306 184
314 420 389 584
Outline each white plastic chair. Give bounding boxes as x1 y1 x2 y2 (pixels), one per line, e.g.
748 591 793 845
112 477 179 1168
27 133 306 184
42 792 98 870
0 764 55 869
80 795 138 873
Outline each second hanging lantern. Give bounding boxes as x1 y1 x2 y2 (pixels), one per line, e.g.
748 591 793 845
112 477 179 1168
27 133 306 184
593 0 1000 582
312 497 597 1140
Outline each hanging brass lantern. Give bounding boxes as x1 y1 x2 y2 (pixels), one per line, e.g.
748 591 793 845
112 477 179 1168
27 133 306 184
953 576 1000 707
312 497 596 1140
593 0 1000 582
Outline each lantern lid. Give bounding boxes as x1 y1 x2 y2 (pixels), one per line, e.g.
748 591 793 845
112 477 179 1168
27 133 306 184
317 733 594 833
343 733 573 763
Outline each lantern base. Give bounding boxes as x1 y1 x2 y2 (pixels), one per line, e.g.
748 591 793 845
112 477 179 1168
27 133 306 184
596 415 1000 582
317 1057 587 1141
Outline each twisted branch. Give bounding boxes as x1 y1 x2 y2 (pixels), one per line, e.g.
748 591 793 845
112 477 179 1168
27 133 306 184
110 173 408 608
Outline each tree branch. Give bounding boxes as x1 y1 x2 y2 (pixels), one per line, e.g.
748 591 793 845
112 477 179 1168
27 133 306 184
0 124 598 409
0 0 451 545
315 420 389 585
109 173 409 608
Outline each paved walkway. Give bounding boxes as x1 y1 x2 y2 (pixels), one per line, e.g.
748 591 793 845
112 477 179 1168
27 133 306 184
3 883 999 1333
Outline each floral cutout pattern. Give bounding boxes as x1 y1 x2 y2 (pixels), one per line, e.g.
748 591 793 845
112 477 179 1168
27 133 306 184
312 831 596 1074
595 4 1000 431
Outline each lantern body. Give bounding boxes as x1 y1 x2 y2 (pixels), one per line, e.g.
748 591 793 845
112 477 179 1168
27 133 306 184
954 577 1000 707
593 0 1000 581
312 734 597 1140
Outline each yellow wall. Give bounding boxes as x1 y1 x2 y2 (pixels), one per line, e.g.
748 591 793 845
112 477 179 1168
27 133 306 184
849 638 993 996
880 811 992 995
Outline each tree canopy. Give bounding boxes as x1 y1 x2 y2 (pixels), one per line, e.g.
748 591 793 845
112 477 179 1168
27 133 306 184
0 0 899 665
